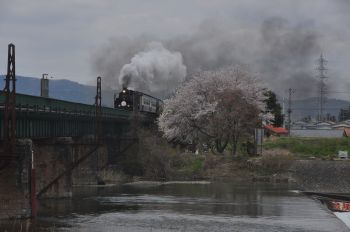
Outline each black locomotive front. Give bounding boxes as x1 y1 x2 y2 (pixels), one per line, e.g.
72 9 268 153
114 87 135 111
114 87 163 114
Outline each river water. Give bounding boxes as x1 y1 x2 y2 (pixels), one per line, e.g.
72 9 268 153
2 181 350 232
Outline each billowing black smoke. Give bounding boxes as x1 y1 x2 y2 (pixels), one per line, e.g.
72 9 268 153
258 17 321 98
91 17 323 99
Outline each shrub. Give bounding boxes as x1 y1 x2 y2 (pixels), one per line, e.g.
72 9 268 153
191 159 203 172
138 131 177 180
248 149 295 174
260 149 295 174
203 153 220 170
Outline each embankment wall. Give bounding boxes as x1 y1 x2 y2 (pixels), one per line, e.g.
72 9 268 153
293 160 350 193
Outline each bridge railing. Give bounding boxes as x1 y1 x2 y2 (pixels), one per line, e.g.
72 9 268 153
0 92 134 139
0 91 157 139
0 91 131 120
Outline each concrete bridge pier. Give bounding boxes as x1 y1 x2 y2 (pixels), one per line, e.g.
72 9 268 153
0 135 136 220
34 137 75 199
0 139 33 220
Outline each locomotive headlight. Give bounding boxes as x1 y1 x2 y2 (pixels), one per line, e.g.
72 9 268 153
121 101 127 106
122 90 126 93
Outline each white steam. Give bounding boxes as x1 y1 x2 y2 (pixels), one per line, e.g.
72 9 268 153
118 42 187 98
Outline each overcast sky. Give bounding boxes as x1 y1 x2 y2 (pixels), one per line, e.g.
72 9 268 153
0 0 349 97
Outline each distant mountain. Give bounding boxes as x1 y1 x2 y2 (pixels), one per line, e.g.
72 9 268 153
281 97 350 121
1 75 349 120
0 75 115 107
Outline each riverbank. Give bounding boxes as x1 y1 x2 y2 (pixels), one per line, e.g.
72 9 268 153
262 137 350 193
119 148 350 194
108 131 350 191
115 149 295 184
292 160 350 193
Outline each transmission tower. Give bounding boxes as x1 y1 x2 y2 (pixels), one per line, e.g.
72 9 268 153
316 54 328 122
287 88 295 136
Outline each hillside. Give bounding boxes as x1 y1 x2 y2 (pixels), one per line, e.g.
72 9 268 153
0 75 115 107
0 75 349 120
291 97 350 120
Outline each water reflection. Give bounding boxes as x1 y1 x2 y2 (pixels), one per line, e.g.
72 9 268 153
1 182 349 232
39 183 295 218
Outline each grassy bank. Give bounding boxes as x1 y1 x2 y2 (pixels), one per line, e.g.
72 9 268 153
115 130 304 182
263 137 350 159
119 133 350 182
115 130 257 181
138 142 254 181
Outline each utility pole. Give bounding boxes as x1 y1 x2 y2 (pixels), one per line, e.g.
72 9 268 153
94 76 103 185
317 54 328 122
95 76 102 140
287 88 295 136
3 44 16 160
282 97 285 128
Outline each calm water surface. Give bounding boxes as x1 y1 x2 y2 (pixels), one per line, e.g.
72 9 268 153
3 181 349 232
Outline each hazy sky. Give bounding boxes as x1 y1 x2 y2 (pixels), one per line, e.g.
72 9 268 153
0 0 349 97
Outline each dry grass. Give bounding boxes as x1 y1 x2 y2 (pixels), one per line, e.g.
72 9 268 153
248 149 295 174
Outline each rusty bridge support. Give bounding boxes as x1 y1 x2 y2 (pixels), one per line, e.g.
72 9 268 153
0 44 36 220
2 43 16 166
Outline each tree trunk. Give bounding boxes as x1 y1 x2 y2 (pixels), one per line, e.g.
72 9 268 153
231 140 238 158
215 138 229 154
231 133 240 158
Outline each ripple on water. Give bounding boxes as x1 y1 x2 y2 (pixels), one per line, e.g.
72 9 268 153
54 210 349 232
32 182 350 232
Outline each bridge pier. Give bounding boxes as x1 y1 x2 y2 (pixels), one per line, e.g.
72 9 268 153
0 135 137 220
71 138 109 186
33 137 112 198
0 139 32 220
34 137 74 198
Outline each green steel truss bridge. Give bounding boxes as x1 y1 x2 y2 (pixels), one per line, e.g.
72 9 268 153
0 91 149 139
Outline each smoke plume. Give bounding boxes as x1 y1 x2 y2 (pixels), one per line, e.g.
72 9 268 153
258 17 321 98
118 42 186 97
92 17 323 99
91 36 154 89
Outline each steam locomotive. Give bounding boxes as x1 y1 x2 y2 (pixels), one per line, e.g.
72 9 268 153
114 87 163 114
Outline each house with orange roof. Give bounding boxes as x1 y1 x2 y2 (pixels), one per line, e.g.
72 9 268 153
263 124 288 137
343 128 350 137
